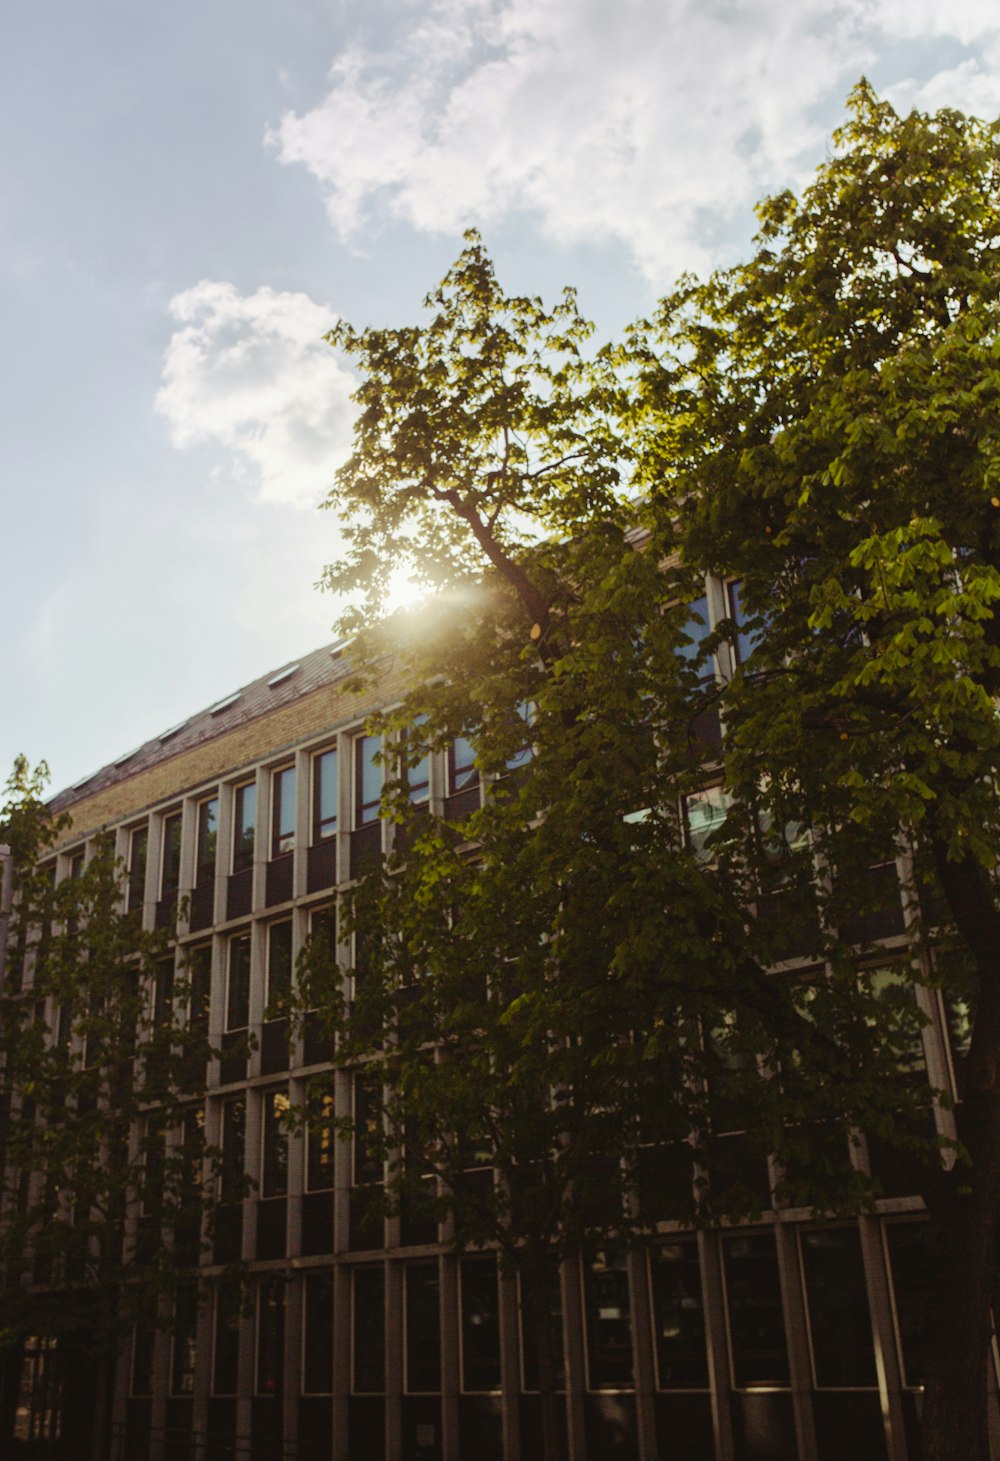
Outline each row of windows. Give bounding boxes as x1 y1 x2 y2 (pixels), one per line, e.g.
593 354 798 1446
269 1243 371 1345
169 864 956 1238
144 1221 930 1402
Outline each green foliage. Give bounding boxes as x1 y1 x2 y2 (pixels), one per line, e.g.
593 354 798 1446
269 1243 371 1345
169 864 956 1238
0 760 220 1368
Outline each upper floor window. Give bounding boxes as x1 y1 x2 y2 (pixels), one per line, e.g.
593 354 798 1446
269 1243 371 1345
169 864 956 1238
677 593 713 672
405 720 431 805
354 735 381 828
448 735 479 795
684 786 732 865
260 1087 290 1198
161 812 182 899
726 580 764 665
233 781 256 873
127 826 148 912
266 921 293 1015
271 765 296 859
67 849 85 881
227 933 251 1032
196 797 218 885
313 748 338 842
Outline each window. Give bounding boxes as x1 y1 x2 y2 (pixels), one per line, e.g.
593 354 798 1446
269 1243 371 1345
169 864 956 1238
520 1260 566 1390
256 1278 285 1396
196 797 218 884
885 1221 930 1386
266 921 293 1016
650 1238 709 1388
307 1085 336 1191
303 1270 334 1394
161 812 182 899
170 1284 198 1395
460 1256 501 1392
353 1073 382 1187
213 1281 241 1395
404 718 430 804
220 1097 246 1205
505 701 534 773
684 786 732 864
127 826 148 912
186 945 212 1038
226 933 251 1032
447 735 479 795
313 748 338 841
722 1232 790 1387
584 1251 633 1390
727 579 764 665
271 765 295 858
353 1266 385 1393
233 781 256 873
67 849 85 881
405 1262 441 1392
354 735 381 827
800 1227 876 1387
261 1088 289 1199
131 1322 156 1397
677 593 713 670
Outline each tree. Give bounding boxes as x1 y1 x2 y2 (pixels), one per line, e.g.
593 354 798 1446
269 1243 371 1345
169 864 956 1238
312 223 939 1460
0 758 220 1461
628 81 1000 1461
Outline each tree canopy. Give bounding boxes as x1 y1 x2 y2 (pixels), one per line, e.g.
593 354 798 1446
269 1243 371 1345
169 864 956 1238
301 81 1000 1461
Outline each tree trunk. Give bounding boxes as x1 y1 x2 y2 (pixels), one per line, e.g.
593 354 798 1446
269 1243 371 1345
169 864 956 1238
522 1255 564 1461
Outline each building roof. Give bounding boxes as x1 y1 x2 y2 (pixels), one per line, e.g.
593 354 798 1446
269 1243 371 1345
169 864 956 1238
49 638 355 815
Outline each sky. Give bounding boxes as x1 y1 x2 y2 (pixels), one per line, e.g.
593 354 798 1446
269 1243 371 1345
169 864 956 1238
3 0 999 797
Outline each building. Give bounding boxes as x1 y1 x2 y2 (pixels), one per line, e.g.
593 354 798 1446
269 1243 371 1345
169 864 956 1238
0 594 991 1461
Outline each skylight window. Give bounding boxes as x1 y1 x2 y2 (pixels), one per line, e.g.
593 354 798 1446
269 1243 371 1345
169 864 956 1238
159 719 188 745
208 691 241 716
268 664 300 688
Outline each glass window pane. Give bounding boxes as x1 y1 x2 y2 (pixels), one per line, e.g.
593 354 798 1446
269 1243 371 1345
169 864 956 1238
650 1238 709 1389
677 593 712 668
128 827 148 911
461 1256 501 1392
405 1262 441 1393
800 1227 877 1387
727 580 764 665
161 813 182 898
227 933 251 1031
685 786 732 865
261 1088 289 1198
171 1285 198 1395
353 1074 382 1186
196 798 218 884
584 1251 634 1389
303 1270 334 1394
353 1266 385 1393
213 1281 241 1395
885 1221 929 1386
267 921 293 1012
355 736 381 827
722 1232 790 1387
448 736 479 794
520 1260 566 1390
256 1278 285 1396
221 1098 245 1204
308 1086 336 1192
233 783 256 872
272 766 296 858
314 749 338 841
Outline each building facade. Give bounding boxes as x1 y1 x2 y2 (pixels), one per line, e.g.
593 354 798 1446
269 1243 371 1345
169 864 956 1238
2 599 996 1461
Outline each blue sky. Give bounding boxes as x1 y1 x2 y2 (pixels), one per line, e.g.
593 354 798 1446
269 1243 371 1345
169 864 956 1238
3 0 999 796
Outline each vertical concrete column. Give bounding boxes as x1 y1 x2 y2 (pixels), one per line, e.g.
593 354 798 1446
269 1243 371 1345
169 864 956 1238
560 1258 587 1461
858 1214 909 1461
698 1230 735 1461
773 1218 818 1461
627 1246 658 1461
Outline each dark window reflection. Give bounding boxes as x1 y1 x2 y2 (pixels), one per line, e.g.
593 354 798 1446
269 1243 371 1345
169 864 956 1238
885 1221 929 1386
650 1238 709 1388
722 1232 790 1387
584 1251 633 1390
353 1266 385 1393
800 1227 877 1387
461 1256 501 1392
405 1261 441 1393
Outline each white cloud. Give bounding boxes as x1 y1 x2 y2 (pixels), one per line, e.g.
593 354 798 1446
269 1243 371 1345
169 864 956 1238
268 0 1000 286
156 281 356 506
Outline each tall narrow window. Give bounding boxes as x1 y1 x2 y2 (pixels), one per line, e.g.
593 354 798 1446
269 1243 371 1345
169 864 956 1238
353 1073 382 1187
227 933 251 1031
196 797 218 884
405 719 430 804
650 1238 709 1388
233 782 256 873
353 1266 385 1393
722 1232 790 1387
447 735 479 795
308 1085 336 1191
161 812 182 899
213 1281 241 1395
266 921 293 1016
677 593 713 670
271 766 296 858
405 1262 441 1392
256 1278 285 1396
128 826 148 912
220 1097 246 1205
726 580 764 665
460 1256 501 1392
800 1227 876 1387
261 1088 290 1198
313 748 338 841
584 1251 633 1389
303 1270 335 1394
171 1284 198 1395
354 735 381 827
